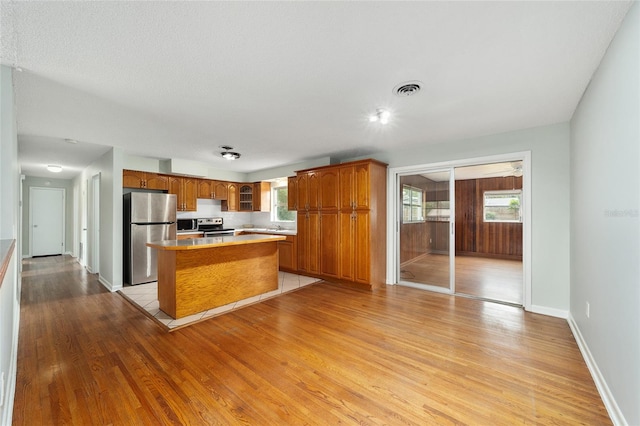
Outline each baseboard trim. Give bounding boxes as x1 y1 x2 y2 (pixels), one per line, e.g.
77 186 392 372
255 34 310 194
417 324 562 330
97 275 120 292
567 314 625 426
529 304 568 318
2 299 20 426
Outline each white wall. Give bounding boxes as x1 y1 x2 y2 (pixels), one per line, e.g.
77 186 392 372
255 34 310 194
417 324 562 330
74 147 124 291
570 3 639 425
356 122 571 314
0 65 20 426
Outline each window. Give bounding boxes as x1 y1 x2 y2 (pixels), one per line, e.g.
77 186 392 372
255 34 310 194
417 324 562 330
483 190 522 223
402 185 424 222
272 185 295 222
424 200 450 221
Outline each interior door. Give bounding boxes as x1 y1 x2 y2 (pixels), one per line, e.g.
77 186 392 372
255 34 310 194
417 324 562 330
398 169 454 292
30 187 65 256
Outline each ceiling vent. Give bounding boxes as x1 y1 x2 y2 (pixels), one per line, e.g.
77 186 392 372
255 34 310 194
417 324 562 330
393 81 423 97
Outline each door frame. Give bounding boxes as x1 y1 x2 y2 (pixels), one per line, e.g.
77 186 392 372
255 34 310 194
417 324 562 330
88 173 100 275
29 186 65 257
387 151 532 311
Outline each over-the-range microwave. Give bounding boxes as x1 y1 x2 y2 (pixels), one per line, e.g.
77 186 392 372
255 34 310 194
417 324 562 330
177 218 197 231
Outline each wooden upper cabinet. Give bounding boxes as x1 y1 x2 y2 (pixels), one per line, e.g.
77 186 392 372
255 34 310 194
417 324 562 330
253 182 271 212
168 176 197 211
146 173 169 190
222 183 239 211
197 179 213 199
353 163 371 209
239 184 253 212
287 176 298 211
123 170 168 190
307 172 320 210
319 169 339 211
297 171 320 211
183 178 198 211
198 179 230 200
123 169 145 188
213 181 228 200
297 172 309 210
338 166 355 210
338 163 370 210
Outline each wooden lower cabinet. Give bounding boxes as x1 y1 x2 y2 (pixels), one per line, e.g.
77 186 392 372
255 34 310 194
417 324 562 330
319 211 339 278
277 235 297 273
238 232 298 273
353 210 371 284
177 233 204 240
338 210 370 284
297 211 320 275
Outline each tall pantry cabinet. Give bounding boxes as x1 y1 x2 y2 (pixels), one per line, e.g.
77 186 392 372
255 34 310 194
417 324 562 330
292 159 387 289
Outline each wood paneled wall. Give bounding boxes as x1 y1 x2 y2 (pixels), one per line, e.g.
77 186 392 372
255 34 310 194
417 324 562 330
455 176 523 260
400 222 430 264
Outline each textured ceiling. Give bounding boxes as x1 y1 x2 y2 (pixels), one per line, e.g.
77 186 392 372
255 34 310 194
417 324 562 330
0 1 633 178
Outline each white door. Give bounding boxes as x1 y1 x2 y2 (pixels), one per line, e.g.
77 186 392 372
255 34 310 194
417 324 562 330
30 187 65 256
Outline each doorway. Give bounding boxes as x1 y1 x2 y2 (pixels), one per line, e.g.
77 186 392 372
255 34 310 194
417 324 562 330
29 187 65 257
391 153 530 308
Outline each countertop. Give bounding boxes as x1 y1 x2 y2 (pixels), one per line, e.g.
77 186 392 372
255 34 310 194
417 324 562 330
147 234 286 251
238 228 297 236
176 228 297 236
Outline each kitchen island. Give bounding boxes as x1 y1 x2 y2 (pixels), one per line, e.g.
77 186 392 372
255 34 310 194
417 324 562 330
147 234 285 319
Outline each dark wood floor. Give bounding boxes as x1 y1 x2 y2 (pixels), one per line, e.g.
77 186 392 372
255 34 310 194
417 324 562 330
13 255 610 425
400 254 523 304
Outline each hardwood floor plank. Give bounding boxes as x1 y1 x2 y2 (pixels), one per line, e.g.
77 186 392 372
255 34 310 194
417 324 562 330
13 256 610 425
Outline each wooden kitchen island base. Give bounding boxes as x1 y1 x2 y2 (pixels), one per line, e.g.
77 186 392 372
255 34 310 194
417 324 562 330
148 235 285 319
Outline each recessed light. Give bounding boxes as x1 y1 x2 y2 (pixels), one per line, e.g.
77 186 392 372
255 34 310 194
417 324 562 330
47 165 63 173
369 109 391 125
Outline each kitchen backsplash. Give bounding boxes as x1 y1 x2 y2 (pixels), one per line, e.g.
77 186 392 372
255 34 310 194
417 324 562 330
177 199 296 231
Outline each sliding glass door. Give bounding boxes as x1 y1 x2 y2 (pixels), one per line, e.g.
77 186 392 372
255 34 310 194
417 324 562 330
398 169 454 292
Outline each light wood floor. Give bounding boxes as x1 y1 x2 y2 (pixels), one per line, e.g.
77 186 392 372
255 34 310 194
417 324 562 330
400 254 523 304
13 255 610 425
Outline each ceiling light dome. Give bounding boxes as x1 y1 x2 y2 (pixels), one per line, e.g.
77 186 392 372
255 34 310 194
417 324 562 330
220 145 241 160
47 165 62 173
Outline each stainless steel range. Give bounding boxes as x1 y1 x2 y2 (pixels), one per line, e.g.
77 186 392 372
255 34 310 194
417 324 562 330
197 217 236 237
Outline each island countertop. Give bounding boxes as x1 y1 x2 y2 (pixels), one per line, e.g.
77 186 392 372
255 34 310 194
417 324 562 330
147 234 285 251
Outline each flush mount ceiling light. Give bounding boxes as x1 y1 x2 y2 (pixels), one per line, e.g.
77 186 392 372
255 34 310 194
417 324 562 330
393 80 423 97
47 165 63 173
369 108 391 125
219 145 241 160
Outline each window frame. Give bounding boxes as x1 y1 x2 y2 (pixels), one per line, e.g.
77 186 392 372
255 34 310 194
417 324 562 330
483 189 522 223
402 184 424 223
271 185 295 223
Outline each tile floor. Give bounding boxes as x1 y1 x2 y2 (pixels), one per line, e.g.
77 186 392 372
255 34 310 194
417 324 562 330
119 272 320 331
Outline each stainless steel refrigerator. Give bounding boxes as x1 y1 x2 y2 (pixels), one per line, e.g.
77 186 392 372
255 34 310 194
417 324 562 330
123 192 177 285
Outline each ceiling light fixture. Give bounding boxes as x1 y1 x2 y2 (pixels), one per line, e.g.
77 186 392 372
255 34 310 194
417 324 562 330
47 165 63 173
220 145 241 160
369 109 391 125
